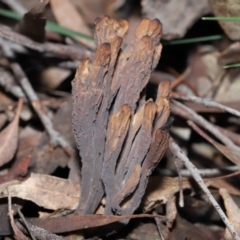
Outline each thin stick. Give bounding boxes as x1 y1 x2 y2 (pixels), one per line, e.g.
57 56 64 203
0 39 73 156
207 170 240 180
171 67 191 89
17 207 36 240
174 159 184 207
158 165 239 178
7 188 28 240
0 24 92 60
171 92 240 118
166 66 199 96
169 138 240 240
153 210 166 240
0 68 26 100
216 125 240 146
171 100 236 148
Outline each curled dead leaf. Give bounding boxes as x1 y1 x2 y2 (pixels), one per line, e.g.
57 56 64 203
0 99 23 168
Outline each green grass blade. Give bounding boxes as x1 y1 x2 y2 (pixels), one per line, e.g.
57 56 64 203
162 35 223 45
45 21 94 40
202 16 240 21
0 8 22 20
0 8 94 41
224 63 240 69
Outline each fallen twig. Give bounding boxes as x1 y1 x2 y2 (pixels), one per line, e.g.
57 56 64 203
158 165 240 178
173 159 184 207
171 92 240 118
17 208 36 240
0 68 26 100
216 125 240 146
7 188 28 240
171 67 191 89
171 100 237 148
0 24 92 60
169 137 240 240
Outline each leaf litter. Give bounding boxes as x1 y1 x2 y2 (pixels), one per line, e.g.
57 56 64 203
0 0 240 239
0 98 23 168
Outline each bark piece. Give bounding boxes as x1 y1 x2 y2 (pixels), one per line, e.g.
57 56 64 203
15 0 48 42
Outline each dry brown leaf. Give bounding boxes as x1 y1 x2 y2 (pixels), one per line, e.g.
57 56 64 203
50 0 94 49
141 0 210 40
209 0 240 40
142 176 192 212
27 213 164 234
219 188 240 239
0 173 80 210
0 99 23 168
